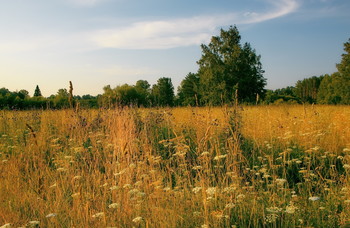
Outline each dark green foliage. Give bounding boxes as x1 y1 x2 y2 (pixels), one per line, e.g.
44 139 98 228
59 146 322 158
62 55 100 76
177 73 200 106
295 76 324 103
151 77 175 107
197 25 266 105
317 39 350 104
33 85 42 97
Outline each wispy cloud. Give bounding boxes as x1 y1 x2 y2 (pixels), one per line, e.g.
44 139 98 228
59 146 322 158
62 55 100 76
91 0 299 49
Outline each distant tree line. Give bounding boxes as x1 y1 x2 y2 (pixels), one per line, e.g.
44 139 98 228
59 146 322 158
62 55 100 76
0 28 349 109
265 38 350 105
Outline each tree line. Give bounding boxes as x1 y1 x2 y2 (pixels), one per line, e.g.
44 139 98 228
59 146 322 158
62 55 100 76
1 26 349 109
265 38 350 105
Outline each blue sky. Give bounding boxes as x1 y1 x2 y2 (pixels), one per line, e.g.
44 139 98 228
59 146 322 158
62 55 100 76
0 0 349 96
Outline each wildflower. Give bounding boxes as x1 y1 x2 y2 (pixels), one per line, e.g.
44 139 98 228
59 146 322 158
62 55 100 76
223 187 236 194
214 154 227 161
128 188 140 195
129 163 136 169
206 187 216 196
114 169 126 176
73 175 82 180
132 216 142 223
71 193 80 198
309 196 320 201
28 221 40 226
236 194 245 200
285 202 297 214
134 181 143 187
108 203 120 209
56 167 67 172
266 207 283 213
137 192 146 198
110 186 119 191
46 213 57 218
163 187 171 192
343 164 350 169
275 178 287 186
192 165 202 170
92 212 104 218
100 183 108 187
264 214 278 223
200 151 210 156
193 211 201 216
192 187 202 194
225 203 236 209
123 184 132 189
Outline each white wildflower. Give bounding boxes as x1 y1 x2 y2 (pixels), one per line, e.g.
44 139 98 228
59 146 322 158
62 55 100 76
343 164 350 169
225 203 236 209
28 221 40 226
275 178 287 186
206 187 216 196
46 213 57 218
110 185 119 191
92 212 104 218
132 216 142 223
71 193 80 198
214 154 227 161
309 196 320 201
108 203 120 209
266 207 282 213
192 187 202 194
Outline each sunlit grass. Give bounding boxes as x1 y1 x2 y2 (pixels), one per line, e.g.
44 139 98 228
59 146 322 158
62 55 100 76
0 105 350 227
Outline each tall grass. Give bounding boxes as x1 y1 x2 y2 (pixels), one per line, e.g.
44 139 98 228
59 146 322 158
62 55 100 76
0 105 349 227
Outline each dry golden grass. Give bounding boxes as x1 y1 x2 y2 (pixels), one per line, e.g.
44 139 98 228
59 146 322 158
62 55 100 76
0 105 349 227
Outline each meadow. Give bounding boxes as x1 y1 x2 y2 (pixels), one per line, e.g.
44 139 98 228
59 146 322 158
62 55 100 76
0 105 350 227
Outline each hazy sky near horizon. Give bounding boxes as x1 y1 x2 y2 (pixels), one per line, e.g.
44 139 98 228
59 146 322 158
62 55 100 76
0 0 349 96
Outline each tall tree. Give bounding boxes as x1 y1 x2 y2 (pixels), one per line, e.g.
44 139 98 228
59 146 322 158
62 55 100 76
294 76 324 103
33 85 42 97
335 38 350 104
135 80 151 106
151 77 175 106
317 39 350 104
177 72 200 106
197 25 266 105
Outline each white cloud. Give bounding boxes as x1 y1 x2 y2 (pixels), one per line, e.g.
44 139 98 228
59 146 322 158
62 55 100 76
91 0 299 50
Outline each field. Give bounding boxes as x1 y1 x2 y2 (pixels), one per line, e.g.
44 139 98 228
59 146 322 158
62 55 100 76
0 105 350 227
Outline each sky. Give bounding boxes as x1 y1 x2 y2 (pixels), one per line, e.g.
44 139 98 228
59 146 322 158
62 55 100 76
0 0 349 96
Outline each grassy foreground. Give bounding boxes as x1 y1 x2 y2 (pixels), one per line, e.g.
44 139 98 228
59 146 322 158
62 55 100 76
0 105 350 227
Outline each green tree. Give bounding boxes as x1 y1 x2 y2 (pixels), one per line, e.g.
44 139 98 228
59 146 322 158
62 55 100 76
335 38 350 104
53 89 69 108
114 84 139 106
33 85 42 97
177 72 200 106
151 77 175 106
317 39 350 104
135 80 151 106
294 76 323 103
197 25 266 105
100 85 117 108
